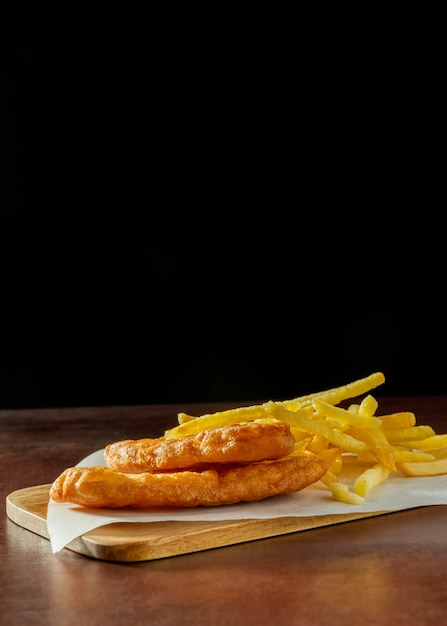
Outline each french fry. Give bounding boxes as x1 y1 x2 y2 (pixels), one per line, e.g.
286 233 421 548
353 465 391 497
391 449 435 463
346 426 396 472
400 434 447 451
329 482 365 505
431 449 447 458
384 425 436 444
397 452 447 476
177 412 198 424
282 372 386 411
347 403 361 413
317 447 343 474
290 427 314 443
266 402 369 454
379 412 416 429
358 394 379 417
168 404 267 438
306 434 330 455
320 470 339 486
312 399 382 430
356 450 379 463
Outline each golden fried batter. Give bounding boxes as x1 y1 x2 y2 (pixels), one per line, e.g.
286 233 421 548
104 421 296 472
49 454 328 508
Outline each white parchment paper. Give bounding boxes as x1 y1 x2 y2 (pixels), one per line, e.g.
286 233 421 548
47 449 447 553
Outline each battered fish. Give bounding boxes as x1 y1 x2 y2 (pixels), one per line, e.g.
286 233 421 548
50 454 328 508
104 421 296 472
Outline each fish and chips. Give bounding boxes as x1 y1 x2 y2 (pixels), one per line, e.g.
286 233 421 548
50 372 447 509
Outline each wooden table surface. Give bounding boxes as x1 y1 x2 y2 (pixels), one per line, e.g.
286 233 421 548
2 396 447 625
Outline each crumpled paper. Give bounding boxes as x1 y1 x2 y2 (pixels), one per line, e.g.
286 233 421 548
47 449 447 553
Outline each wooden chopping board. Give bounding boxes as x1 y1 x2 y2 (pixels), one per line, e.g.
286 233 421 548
6 484 387 562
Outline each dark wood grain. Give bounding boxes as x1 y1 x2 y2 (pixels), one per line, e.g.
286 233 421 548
2 396 447 625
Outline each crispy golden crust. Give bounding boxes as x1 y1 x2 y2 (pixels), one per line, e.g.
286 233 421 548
49 454 328 508
104 421 296 472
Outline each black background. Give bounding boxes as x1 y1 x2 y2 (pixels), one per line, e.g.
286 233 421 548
3 5 447 409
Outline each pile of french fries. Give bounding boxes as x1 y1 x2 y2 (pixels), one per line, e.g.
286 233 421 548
164 372 447 505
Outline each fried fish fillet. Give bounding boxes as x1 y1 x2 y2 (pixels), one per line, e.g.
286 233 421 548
104 421 296 472
49 454 328 508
